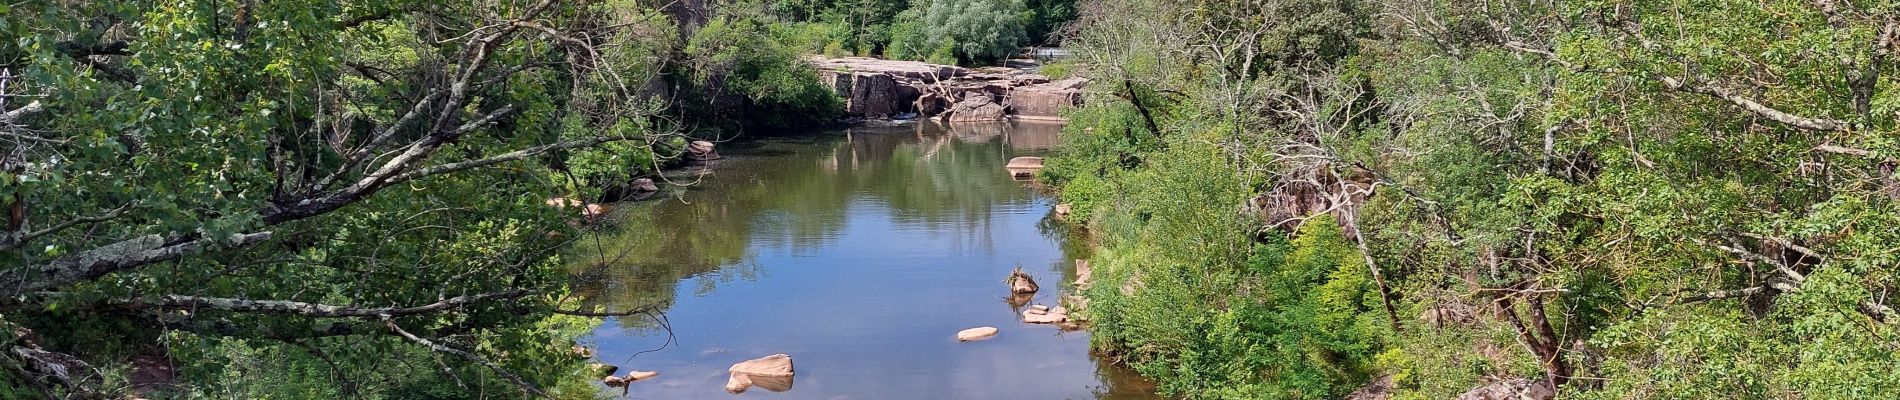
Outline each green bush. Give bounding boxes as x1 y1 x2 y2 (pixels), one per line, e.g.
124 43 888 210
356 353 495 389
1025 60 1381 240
681 17 844 132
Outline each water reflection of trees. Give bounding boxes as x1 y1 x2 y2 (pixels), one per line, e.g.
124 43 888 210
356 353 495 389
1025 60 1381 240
566 122 1060 330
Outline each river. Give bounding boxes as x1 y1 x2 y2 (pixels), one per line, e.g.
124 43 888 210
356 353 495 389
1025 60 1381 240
567 121 1163 399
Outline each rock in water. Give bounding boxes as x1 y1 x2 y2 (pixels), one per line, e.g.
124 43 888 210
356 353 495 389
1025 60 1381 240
724 373 753 393
631 178 659 193
1007 268 1039 294
1005 156 1045 169
687 140 721 161
1022 306 1068 324
1005 156 1045 179
625 370 659 381
957 327 1000 341
729 354 795 377
587 363 618 379
945 95 1008 122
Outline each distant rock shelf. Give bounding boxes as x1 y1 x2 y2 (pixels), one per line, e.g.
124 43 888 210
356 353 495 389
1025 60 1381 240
809 56 1087 122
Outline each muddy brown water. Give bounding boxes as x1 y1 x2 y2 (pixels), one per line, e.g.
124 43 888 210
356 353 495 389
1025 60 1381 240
568 121 1164 399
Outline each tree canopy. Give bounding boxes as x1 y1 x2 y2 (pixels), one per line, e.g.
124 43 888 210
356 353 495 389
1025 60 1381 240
0 0 687 397
1050 0 1900 398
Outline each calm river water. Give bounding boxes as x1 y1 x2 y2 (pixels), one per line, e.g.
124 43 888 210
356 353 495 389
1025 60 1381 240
567 121 1163 399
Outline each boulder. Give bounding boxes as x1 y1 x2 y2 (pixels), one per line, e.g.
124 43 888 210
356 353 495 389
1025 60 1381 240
625 370 659 381
944 95 1008 122
1456 378 1555 400
957 327 1000 342
1054 203 1072 216
1006 157 1045 179
582 203 611 218
729 354 794 377
631 178 659 193
687 140 720 161
1007 268 1039 294
1005 156 1045 169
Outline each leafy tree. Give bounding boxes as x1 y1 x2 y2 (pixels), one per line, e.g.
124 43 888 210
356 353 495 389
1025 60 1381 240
922 0 1030 63
1050 0 1900 398
0 0 685 396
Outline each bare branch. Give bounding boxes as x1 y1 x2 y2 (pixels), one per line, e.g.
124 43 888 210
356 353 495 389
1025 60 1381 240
0 203 134 251
0 232 274 299
95 290 531 318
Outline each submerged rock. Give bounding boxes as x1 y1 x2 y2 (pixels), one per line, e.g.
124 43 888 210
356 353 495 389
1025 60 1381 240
957 327 1000 341
1007 268 1040 294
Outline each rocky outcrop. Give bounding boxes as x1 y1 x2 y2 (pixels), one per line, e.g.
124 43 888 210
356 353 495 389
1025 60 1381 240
943 95 1008 122
808 56 1086 121
1007 78 1087 120
1457 378 1555 400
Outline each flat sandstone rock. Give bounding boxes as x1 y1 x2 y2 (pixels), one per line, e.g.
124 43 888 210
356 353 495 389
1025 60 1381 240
957 326 1000 341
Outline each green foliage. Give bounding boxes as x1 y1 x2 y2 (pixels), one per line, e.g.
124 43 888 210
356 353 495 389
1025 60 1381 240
921 0 1030 64
1051 0 1900 398
680 16 845 132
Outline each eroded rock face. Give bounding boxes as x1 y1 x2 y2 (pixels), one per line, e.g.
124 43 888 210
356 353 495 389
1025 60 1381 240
1456 378 1555 400
1006 78 1087 120
808 56 1086 121
944 95 1008 122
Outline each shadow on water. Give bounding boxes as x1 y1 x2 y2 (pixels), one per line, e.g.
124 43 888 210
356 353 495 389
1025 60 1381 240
566 120 1165 399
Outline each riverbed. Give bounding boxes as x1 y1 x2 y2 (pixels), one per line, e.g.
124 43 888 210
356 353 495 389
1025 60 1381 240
567 121 1163 399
